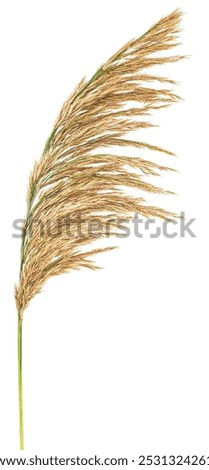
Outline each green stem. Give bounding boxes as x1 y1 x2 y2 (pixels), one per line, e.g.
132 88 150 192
18 313 24 450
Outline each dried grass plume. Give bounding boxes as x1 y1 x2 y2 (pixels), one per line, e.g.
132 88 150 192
15 9 184 316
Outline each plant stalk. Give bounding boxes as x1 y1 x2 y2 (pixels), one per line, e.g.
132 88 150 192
18 313 24 450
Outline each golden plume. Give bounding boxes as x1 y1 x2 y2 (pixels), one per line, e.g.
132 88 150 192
15 9 183 449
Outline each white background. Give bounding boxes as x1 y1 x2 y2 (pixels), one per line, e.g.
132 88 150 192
0 0 208 463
